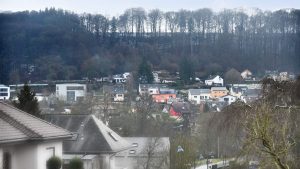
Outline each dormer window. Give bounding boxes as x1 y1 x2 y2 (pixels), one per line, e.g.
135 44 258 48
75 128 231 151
132 143 138 147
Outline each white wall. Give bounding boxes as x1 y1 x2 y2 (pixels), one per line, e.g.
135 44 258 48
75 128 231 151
56 84 86 102
0 86 10 100
0 141 63 169
37 141 63 169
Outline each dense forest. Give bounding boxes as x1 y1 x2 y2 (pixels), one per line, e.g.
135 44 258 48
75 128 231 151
0 8 300 84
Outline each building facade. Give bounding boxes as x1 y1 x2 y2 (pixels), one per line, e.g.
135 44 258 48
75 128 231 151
0 85 10 100
56 83 87 102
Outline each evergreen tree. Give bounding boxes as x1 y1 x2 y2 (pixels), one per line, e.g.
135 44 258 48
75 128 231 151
13 83 40 117
138 58 154 84
179 57 194 85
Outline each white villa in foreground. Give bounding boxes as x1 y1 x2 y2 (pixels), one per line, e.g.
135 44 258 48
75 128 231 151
0 102 72 169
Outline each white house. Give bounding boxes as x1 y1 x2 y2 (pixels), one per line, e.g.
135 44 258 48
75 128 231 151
218 94 237 105
241 69 253 79
56 83 87 102
205 75 224 86
0 85 10 100
188 89 211 104
0 102 72 169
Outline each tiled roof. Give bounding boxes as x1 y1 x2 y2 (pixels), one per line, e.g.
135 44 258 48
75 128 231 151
0 102 72 144
44 114 131 154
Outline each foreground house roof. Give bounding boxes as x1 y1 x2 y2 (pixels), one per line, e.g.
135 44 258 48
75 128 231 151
44 114 131 154
0 102 72 144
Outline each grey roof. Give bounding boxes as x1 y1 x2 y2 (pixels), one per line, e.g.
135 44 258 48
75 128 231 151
44 114 131 154
189 89 210 95
139 84 168 89
0 102 72 144
159 88 176 94
211 87 227 91
116 137 170 157
103 84 125 94
243 89 261 97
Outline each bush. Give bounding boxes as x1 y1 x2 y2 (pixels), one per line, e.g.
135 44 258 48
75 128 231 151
47 156 62 169
69 157 83 169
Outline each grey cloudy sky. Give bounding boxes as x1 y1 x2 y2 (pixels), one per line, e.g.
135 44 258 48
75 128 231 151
1 0 299 16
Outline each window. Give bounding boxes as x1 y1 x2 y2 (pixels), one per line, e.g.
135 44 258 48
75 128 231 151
67 86 84 90
3 152 11 169
0 88 8 92
108 132 119 141
132 143 138 147
129 150 136 154
118 94 123 97
194 96 197 98
67 91 75 102
0 93 8 96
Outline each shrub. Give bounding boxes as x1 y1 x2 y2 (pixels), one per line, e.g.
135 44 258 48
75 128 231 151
69 157 83 169
46 156 62 169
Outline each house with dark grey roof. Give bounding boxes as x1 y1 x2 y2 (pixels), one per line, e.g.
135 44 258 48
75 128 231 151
188 89 211 104
0 101 72 169
103 84 126 102
44 114 132 169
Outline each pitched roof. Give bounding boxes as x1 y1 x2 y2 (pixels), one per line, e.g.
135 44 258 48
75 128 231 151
44 114 131 154
189 89 211 95
0 102 72 144
171 102 190 114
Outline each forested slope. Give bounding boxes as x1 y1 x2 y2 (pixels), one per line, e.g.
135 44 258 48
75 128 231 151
0 8 300 84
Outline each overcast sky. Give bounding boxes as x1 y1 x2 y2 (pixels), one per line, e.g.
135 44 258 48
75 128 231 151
1 0 299 16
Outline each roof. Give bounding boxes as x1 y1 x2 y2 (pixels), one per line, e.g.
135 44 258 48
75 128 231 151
159 88 176 94
44 114 131 154
139 84 168 89
206 75 221 80
116 137 170 157
0 102 72 144
171 102 190 114
243 89 261 97
0 84 9 88
189 89 210 95
211 87 227 91
103 84 125 94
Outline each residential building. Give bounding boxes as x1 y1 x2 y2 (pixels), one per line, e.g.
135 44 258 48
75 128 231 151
115 137 170 169
188 89 211 104
0 102 72 169
0 85 10 100
44 114 132 169
169 102 190 117
56 83 87 102
138 84 168 95
205 75 224 86
241 69 253 79
152 88 176 103
103 84 126 102
218 95 237 105
210 87 228 99
241 89 261 103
